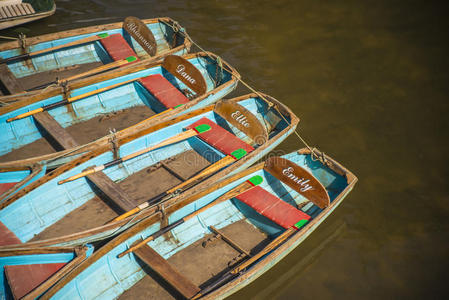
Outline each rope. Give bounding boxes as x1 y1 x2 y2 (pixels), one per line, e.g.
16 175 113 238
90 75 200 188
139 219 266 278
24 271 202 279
160 19 327 164
0 35 18 40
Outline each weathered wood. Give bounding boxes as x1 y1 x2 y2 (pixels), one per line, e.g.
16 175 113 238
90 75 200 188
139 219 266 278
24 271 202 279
162 55 207 95
0 64 24 94
134 244 200 299
86 172 135 213
209 225 250 256
123 16 157 56
264 156 330 209
22 247 88 300
33 112 78 150
214 100 268 145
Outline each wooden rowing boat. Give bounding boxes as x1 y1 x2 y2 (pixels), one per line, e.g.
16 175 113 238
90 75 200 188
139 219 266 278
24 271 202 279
0 0 56 30
0 93 299 250
0 244 93 299
34 148 356 299
0 52 239 198
0 17 191 96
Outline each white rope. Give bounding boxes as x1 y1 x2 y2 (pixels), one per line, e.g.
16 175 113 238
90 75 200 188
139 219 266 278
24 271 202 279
161 20 326 162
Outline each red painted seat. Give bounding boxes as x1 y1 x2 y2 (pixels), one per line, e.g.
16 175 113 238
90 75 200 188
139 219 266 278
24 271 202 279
4 263 66 299
0 221 21 246
235 186 311 229
0 182 17 195
99 33 139 65
186 117 254 155
139 74 190 108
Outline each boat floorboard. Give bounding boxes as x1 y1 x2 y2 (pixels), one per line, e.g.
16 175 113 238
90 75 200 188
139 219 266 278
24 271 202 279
119 219 270 300
17 62 104 91
0 105 155 162
29 150 211 242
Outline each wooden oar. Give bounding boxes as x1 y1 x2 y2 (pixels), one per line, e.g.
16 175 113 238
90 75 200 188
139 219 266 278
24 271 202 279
0 33 110 64
113 148 248 221
58 124 211 184
29 56 137 91
117 175 263 258
7 68 139 122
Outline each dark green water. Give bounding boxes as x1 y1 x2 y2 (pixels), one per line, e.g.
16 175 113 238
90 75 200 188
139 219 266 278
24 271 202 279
2 0 448 298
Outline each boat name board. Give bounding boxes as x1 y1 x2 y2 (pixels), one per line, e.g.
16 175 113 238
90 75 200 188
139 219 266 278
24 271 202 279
123 16 157 56
176 64 196 85
264 156 330 209
162 55 207 95
231 110 250 127
282 167 313 192
214 101 268 145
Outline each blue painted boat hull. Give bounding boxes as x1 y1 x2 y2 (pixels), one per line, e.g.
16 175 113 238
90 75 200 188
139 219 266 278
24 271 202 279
0 18 189 80
40 149 357 299
0 93 298 248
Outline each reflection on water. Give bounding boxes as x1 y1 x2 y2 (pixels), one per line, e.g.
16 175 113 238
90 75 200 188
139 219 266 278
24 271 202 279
1 0 448 298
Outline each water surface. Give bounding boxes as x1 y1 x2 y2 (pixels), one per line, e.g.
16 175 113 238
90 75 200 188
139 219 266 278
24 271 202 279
2 0 448 298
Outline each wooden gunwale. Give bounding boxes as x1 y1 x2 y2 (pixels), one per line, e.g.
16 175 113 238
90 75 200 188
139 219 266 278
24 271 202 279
202 148 358 299
0 93 297 249
0 17 191 98
0 163 42 201
40 149 355 298
0 17 181 52
0 51 240 169
0 246 78 257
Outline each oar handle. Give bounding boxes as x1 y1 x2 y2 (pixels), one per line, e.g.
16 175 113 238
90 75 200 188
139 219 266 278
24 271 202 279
0 53 30 64
63 56 137 82
7 107 43 122
113 201 149 222
58 165 104 184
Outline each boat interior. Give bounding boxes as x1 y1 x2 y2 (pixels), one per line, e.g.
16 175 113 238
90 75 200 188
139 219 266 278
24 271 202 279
0 96 291 247
0 20 187 94
0 54 233 161
48 151 348 300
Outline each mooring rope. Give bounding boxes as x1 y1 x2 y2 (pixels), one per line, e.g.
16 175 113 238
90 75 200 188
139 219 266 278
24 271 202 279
160 19 327 164
0 35 18 40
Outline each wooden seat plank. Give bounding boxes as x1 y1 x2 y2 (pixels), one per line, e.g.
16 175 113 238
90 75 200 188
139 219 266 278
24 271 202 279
12 5 21 16
33 111 136 213
33 112 78 150
0 64 25 94
16 4 26 15
0 8 7 19
4 6 13 17
23 3 35 14
86 172 136 213
134 244 200 299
